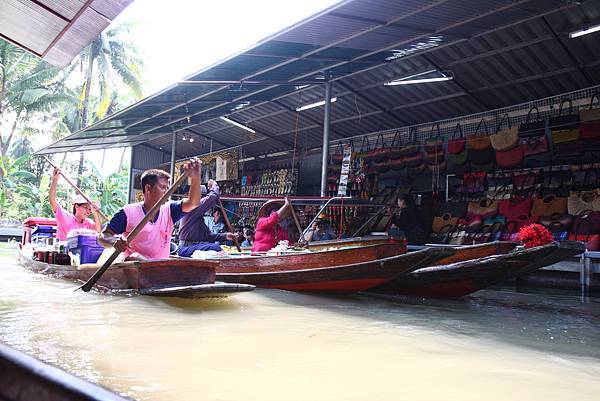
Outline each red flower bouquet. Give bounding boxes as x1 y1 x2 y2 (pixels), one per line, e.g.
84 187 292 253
517 223 554 249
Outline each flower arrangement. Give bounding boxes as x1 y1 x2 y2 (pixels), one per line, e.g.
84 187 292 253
517 223 554 248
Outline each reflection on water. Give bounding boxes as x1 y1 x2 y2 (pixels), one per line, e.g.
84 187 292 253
1 248 599 401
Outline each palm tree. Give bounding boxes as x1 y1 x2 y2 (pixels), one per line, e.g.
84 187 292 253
70 23 144 184
0 40 76 161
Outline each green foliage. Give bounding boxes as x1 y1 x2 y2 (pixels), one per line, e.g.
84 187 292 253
0 153 129 221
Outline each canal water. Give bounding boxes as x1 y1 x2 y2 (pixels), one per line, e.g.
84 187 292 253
1 246 599 401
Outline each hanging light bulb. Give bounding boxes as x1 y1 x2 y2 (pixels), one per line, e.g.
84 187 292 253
182 136 187 141
189 137 195 143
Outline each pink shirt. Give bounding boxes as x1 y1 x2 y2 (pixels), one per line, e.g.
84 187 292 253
252 212 289 252
122 202 174 259
53 204 95 241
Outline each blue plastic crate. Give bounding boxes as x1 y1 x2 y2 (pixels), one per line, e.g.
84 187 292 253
67 235 104 264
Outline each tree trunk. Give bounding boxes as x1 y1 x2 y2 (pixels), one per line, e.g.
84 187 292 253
76 49 95 187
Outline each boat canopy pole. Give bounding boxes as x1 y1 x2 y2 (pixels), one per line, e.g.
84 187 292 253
352 206 387 237
320 79 332 197
302 196 352 237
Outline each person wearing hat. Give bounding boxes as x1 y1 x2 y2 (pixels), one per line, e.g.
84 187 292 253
177 179 235 257
49 167 102 241
251 197 292 252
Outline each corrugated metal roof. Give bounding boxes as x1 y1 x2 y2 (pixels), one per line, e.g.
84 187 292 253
0 0 133 67
38 0 600 158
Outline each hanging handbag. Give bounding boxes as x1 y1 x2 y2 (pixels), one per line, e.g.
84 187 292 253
490 113 519 151
331 143 344 163
373 160 390 173
388 132 404 160
438 201 468 218
432 213 459 234
462 172 487 196
522 135 549 157
495 144 524 169
531 194 568 218
568 192 600 215
471 158 495 173
580 94 600 140
467 118 492 151
553 141 584 158
458 215 484 233
447 123 466 154
467 198 499 218
367 134 387 162
519 106 546 138
571 211 600 235
499 196 533 221
408 163 426 176
356 136 371 161
389 158 406 171
538 213 573 232
399 127 419 157
425 123 444 153
550 99 580 144
513 169 540 193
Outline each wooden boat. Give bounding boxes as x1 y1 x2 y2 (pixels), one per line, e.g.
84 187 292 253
16 249 255 298
0 342 129 401
426 241 517 266
368 241 585 298
214 246 455 292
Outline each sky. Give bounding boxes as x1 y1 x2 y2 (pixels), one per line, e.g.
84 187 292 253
116 0 342 94
67 0 341 174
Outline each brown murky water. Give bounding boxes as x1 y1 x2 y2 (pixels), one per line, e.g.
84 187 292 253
1 247 599 401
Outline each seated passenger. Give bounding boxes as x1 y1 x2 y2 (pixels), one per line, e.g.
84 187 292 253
204 208 225 235
98 160 202 260
177 180 234 257
241 229 254 247
305 220 335 242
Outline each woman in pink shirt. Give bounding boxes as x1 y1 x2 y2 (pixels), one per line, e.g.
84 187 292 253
252 197 293 252
49 168 101 240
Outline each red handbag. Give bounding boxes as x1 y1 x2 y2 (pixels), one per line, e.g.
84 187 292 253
495 144 524 168
447 123 466 154
499 196 533 221
522 135 549 156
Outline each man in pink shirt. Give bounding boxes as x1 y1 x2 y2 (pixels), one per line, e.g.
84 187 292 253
49 168 101 240
98 158 202 261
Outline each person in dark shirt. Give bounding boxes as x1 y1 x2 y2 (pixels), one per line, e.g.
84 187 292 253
389 194 429 245
177 180 235 257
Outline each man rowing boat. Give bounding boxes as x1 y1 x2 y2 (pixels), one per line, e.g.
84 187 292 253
97 159 202 260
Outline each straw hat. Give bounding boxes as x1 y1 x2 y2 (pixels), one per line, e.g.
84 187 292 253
72 195 89 205
257 199 284 218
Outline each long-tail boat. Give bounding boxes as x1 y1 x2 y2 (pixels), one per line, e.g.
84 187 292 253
368 241 585 298
0 343 130 401
16 248 254 298
213 245 455 292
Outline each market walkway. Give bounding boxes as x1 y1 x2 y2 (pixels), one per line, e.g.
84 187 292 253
0 247 599 401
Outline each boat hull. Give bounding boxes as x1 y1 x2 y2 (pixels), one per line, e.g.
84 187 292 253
16 249 254 298
0 343 129 401
216 247 455 292
369 241 585 298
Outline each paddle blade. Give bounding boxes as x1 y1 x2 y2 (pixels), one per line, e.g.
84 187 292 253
77 249 121 292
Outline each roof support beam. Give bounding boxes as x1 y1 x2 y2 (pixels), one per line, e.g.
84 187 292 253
541 16 596 87
420 54 489 110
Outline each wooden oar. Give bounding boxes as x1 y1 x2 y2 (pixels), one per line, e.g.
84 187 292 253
289 201 308 248
43 156 110 222
78 170 191 292
219 199 242 252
